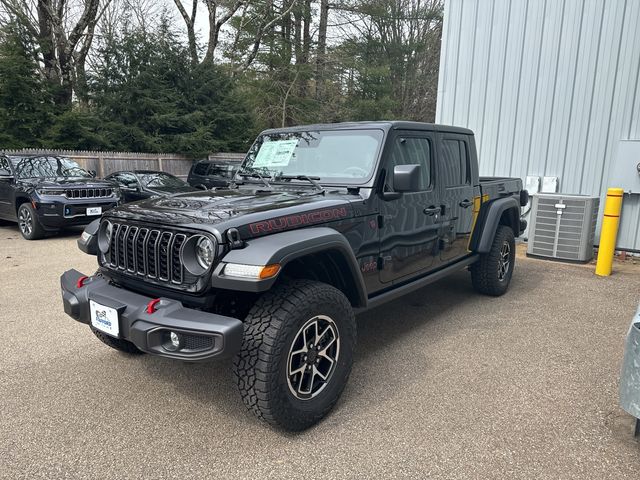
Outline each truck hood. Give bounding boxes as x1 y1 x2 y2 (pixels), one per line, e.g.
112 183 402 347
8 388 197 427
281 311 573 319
106 187 356 234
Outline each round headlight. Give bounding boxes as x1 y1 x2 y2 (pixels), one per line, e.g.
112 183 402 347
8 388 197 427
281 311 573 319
105 221 113 244
181 234 217 275
195 236 215 269
98 220 113 253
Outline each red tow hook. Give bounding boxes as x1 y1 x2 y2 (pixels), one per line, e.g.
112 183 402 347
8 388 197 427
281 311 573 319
76 276 89 288
146 298 161 314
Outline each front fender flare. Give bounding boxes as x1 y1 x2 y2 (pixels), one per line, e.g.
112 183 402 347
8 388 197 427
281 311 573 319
470 196 520 253
211 227 367 307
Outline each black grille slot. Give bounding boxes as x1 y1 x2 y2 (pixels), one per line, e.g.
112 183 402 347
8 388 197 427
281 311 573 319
103 222 201 288
136 228 149 275
126 227 138 272
117 225 128 269
158 232 172 281
171 234 186 283
147 230 160 278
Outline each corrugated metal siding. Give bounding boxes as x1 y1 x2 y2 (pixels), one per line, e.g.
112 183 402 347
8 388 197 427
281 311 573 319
437 0 640 251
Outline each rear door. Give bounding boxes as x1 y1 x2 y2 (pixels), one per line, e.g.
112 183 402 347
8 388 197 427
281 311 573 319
378 131 443 283
437 134 476 262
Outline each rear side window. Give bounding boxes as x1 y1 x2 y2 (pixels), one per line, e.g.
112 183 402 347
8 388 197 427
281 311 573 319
386 137 431 191
209 165 235 178
193 162 209 175
441 139 470 187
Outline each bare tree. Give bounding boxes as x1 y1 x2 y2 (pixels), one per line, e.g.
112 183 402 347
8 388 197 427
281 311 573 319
172 0 198 64
0 0 111 106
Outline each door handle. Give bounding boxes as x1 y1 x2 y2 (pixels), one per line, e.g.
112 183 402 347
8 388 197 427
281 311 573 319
459 199 473 208
423 206 441 216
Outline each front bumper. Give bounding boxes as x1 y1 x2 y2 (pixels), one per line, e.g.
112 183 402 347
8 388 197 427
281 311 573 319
60 269 243 361
36 199 118 229
620 305 640 421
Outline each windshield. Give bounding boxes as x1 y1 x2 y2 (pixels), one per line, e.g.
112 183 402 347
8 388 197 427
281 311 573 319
239 129 384 185
138 172 186 188
10 156 92 179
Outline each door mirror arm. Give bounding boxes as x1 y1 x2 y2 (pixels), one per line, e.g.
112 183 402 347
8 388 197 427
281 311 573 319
381 190 402 201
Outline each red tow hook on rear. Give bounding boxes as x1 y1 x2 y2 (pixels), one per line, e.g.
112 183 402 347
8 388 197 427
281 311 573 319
146 298 161 314
76 276 89 288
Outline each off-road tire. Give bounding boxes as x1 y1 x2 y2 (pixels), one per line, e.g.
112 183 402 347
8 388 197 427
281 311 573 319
17 203 45 240
90 326 144 355
233 280 356 431
471 225 515 296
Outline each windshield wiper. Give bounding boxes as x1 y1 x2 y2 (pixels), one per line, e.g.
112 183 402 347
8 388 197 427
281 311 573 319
277 175 324 193
236 167 272 188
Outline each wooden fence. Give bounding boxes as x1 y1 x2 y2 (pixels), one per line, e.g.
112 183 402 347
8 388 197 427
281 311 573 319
0 149 245 179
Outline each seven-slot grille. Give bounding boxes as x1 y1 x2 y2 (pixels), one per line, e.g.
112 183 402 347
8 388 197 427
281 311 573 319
105 223 189 285
65 188 113 199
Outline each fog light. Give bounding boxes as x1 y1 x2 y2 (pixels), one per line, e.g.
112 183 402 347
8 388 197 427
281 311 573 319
164 331 182 352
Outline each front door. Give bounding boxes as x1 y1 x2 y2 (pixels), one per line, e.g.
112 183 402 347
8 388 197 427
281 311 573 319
378 132 442 283
438 134 476 263
0 157 15 219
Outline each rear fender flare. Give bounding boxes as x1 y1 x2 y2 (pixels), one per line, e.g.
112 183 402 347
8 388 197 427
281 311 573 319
470 196 520 253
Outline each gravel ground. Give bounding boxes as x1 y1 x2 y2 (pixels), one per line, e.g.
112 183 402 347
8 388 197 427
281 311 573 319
0 222 639 479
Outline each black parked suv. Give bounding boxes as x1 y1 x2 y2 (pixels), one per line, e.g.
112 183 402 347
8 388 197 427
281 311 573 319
105 170 197 203
0 155 120 239
61 122 528 430
187 159 238 189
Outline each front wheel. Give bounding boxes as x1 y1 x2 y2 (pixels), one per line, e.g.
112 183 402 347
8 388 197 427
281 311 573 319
470 225 516 296
233 280 356 431
17 203 45 240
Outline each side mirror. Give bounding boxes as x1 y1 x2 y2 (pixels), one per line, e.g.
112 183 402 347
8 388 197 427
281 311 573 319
77 219 100 256
393 164 421 192
382 164 422 200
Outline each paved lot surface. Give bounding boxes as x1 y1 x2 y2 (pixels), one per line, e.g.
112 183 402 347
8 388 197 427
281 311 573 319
1 222 639 479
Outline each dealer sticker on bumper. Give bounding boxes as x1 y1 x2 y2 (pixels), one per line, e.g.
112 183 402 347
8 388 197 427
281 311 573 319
86 207 102 216
90 300 119 338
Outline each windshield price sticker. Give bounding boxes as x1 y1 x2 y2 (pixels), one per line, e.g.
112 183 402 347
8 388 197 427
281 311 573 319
253 139 298 168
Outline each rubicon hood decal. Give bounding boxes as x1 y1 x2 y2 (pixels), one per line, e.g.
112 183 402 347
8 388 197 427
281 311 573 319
248 207 349 235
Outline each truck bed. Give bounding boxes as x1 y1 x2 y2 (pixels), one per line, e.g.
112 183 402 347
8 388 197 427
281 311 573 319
479 176 523 199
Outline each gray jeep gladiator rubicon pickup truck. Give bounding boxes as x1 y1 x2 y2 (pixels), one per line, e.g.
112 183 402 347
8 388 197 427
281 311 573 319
60 121 528 430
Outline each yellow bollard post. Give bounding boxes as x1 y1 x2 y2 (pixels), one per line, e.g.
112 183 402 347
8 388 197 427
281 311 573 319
595 187 624 276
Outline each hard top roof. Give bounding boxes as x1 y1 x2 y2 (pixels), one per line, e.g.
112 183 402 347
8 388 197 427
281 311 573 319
260 120 473 136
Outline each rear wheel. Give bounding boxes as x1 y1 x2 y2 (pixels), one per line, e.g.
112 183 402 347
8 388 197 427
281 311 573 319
471 225 515 296
233 280 356 431
17 203 45 240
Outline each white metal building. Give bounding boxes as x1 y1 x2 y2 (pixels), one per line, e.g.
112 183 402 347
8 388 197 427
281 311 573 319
436 0 640 251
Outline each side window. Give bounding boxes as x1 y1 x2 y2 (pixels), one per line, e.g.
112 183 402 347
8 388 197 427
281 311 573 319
441 139 470 187
193 162 209 175
0 157 11 175
111 173 137 187
386 137 431 191
119 173 139 187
